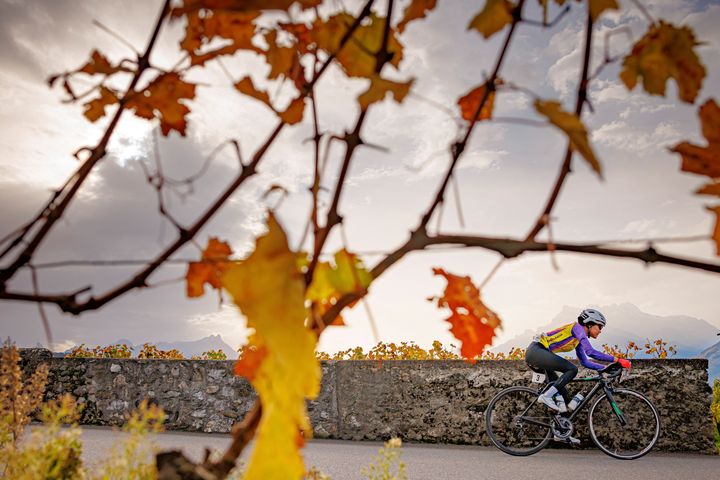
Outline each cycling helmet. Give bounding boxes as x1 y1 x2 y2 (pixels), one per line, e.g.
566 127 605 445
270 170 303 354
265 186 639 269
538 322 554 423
578 308 607 327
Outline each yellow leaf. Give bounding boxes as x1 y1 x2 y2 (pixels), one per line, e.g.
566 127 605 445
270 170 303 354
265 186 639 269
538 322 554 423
397 0 437 33
83 87 118 122
534 99 602 177
589 0 618 21
357 75 414 110
620 21 706 103
222 214 319 479
467 0 515 40
314 13 403 78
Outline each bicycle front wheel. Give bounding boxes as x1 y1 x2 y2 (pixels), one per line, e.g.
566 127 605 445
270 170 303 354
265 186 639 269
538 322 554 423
588 388 660 460
485 386 553 456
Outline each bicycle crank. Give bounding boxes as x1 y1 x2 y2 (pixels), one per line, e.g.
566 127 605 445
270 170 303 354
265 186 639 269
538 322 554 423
551 416 574 440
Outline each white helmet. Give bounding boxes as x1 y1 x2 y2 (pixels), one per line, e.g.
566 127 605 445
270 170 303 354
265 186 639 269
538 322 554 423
578 308 607 327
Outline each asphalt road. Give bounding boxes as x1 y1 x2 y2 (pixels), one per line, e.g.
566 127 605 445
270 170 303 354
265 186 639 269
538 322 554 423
75 426 718 479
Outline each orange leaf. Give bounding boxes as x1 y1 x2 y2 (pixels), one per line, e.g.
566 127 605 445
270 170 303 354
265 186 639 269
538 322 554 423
457 83 496 122
264 30 299 81
397 0 437 33
235 343 268 381
620 21 706 103
235 76 271 105
278 97 306 125
708 205 720 255
179 9 261 66
431 268 502 359
671 99 720 179
83 87 118 122
78 50 129 76
696 182 720 197
126 73 196 136
185 237 232 298
467 0 515 40
357 75 414 110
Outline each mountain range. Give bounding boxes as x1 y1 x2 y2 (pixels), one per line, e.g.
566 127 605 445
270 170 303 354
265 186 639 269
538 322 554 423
491 303 720 380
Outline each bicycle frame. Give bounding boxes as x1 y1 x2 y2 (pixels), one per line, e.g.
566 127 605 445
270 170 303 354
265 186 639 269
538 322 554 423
521 371 626 429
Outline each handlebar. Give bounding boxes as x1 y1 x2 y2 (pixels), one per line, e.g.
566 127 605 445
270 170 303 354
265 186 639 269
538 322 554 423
600 362 624 380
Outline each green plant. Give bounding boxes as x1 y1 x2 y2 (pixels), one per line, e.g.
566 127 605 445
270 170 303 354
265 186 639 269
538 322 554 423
361 438 406 480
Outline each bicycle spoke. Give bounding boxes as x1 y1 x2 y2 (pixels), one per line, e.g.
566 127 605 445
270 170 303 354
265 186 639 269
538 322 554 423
588 389 660 460
485 387 552 456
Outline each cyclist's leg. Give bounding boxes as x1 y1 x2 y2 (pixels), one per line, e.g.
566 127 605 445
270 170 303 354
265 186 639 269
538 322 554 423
526 342 577 403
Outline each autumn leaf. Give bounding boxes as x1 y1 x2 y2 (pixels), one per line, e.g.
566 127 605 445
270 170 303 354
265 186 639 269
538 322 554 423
222 214 319 479
234 340 268 381
264 30 297 80
77 50 130 76
83 87 118 122
534 99 601 177
126 73 196 136
186 237 232 298
457 82 496 123
696 183 720 197
431 268 502 359
671 99 720 178
397 0 437 33
467 0 515 40
235 76 306 124
619 21 706 104
589 0 618 21
708 206 720 255
278 97 306 125
172 0 320 16
313 13 404 78
179 9 261 66
307 249 372 326
357 75 414 110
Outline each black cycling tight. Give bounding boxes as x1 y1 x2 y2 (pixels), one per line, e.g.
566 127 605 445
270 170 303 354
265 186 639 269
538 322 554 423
525 341 578 402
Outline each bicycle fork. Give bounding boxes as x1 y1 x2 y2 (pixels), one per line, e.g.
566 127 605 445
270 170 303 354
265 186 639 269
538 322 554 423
603 386 627 426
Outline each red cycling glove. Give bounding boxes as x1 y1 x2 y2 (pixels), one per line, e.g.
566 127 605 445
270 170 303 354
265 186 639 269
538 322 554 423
618 358 631 369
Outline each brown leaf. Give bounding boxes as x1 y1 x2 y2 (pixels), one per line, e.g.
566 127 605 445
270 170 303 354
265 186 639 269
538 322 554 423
534 99 602 177
696 182 720 197
83 87 118 122
78 50 129 76
185 237 232 298
235 76 271 105
467 0 515 40
457 82 496 122
620 21 706 103
264 30 297 80
589 0 618 21
397 0 437 33
357 75 413 110
278 97 306 125
180 10 261 66
671 99 720 179
708 205 720 255
126 73 196 136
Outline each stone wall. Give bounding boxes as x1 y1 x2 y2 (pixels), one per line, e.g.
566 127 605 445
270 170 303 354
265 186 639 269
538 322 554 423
20 350 716 453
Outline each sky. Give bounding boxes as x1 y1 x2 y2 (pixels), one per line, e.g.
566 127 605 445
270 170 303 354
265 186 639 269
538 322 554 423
1 0 719 354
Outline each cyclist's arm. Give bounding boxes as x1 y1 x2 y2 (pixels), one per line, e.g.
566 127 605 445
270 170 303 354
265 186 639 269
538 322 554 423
575 345 606 370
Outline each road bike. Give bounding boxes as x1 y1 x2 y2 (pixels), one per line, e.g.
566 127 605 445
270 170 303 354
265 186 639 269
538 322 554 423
484 362 660 460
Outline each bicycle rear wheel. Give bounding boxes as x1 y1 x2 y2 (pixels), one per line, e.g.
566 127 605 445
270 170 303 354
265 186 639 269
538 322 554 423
485 386 553 456
588 388 660 460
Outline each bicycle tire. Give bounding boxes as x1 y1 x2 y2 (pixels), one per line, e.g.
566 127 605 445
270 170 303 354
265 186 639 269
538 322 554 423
485 386 553 456
588 388 660 460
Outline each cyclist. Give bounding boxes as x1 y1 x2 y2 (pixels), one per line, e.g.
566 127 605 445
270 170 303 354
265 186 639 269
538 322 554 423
525 308 631 414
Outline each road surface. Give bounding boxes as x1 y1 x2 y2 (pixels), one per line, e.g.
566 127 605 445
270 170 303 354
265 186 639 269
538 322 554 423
73 426 718 479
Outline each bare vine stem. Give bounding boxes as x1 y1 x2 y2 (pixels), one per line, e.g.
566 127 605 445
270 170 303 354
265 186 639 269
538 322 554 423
0 0 173 286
